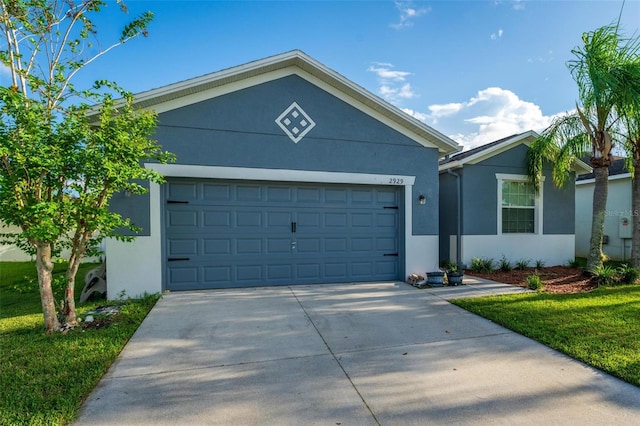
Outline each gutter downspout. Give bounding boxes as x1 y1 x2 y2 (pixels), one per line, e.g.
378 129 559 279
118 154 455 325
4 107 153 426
447 169 462 268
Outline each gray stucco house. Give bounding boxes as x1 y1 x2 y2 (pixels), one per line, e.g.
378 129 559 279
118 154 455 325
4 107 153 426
438 131 591 268
576 158 633 261
106 50 460 297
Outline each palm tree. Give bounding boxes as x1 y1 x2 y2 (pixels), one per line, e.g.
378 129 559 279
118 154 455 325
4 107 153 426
527 24 639 274
616 80 640 268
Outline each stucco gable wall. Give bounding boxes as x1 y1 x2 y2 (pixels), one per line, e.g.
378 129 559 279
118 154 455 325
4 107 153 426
459 144 573 235
147 74 439 235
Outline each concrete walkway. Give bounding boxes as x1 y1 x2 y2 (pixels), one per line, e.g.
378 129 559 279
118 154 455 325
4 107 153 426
74 280 640 425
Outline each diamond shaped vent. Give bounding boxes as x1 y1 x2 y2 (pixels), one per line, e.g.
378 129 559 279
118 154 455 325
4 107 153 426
275 102 316 144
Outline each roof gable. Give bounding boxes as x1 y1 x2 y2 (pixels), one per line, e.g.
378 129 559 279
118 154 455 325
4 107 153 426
439 131 591 175
129 50 460 155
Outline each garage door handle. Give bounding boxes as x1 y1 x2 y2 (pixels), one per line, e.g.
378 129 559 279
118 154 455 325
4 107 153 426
167 200 189 204
291 222 297 233
384 253 399 257
168 257 190 262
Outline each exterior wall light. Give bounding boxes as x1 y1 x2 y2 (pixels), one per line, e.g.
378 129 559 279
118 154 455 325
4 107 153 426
418 194 426 205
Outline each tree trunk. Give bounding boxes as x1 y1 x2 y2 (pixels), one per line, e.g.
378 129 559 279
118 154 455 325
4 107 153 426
35 241 60 333
631 157 640 268
63 247 85 326
586 166 609 274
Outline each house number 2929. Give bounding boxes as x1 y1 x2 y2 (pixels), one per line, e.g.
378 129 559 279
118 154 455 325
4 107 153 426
388 178 404 185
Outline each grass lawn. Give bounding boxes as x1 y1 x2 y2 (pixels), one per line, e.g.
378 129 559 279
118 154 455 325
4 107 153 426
452 285 640 387
0 261 160 426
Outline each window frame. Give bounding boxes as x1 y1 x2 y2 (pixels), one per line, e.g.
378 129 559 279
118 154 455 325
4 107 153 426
496 173 544 235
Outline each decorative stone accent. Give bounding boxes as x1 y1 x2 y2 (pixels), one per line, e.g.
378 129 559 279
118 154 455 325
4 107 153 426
275 102 316 143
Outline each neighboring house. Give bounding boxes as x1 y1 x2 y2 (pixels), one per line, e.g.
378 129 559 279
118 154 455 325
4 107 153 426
0 222 104 262
0 223 32 261
438 131 591 268
575 158 633 261
105 50 460 297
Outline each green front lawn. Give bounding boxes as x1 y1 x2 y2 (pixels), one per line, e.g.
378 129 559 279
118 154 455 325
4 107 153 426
0 261 160 426
452 285 640 387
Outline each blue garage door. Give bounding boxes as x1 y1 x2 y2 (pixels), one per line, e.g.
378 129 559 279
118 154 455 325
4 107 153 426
164 179 401 290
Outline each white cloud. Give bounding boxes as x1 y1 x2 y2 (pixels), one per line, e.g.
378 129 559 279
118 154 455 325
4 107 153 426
406 87 563 150
512 0 525 10
390 1 430 29
491 28 504 40
367 64 411 82
368 62 417 103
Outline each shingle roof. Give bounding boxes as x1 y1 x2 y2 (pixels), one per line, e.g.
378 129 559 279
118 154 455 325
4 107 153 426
439 133 522 165
576 157 630 181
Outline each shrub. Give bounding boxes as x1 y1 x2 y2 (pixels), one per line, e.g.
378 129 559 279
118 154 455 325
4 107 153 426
470 257 494 273
535 259 545 269
566 258 581 268
617 264 640 284
499 255 513 272
594 265 619 286
526 272 544 291
515 258 530 270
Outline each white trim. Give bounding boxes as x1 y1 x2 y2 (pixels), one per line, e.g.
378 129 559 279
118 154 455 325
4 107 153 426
496 173 544 235
576 172 631 185
146 163 416 186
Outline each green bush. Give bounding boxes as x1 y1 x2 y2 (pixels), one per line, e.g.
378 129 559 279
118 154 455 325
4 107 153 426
499 255 513 272
617 264 640 284
535 259 545 269
594 265 619 286
515 258 530 270
526 272 544 291
470 257 494 273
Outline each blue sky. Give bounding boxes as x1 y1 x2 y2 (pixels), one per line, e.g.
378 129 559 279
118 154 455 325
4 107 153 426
4 0 639 150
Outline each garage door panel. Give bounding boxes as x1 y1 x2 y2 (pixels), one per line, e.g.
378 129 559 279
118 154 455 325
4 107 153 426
237 185 262 201
203 183 231 201
203 210 231 227
203 238 231 255
169 267 198 285
377 237 397 251
236 265 262 281
236 211 262 227
352 213 374 227
167 239 198 256
297 187 321 202
204 266 231 282
352 238 373 252
352 189 373 203
167 183 197 200
325 238 347 253
267 238 292 254
325 263 348 278
267 211 293 227
236 238 262 254
267 264 293 280
267 186 293 202
296 238 321 253
325 188 348 204
165 180 400 290
167 210 198 227
325 212 348 227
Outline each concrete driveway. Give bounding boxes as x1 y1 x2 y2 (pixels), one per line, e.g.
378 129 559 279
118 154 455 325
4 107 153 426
74 281 640 425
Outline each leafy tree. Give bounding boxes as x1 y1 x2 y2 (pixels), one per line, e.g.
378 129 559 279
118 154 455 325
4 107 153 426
527 23 639 274
615 67 640 267
0 0 173 333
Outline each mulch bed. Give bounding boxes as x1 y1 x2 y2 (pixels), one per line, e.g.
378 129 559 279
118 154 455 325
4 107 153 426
466 266 598 294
